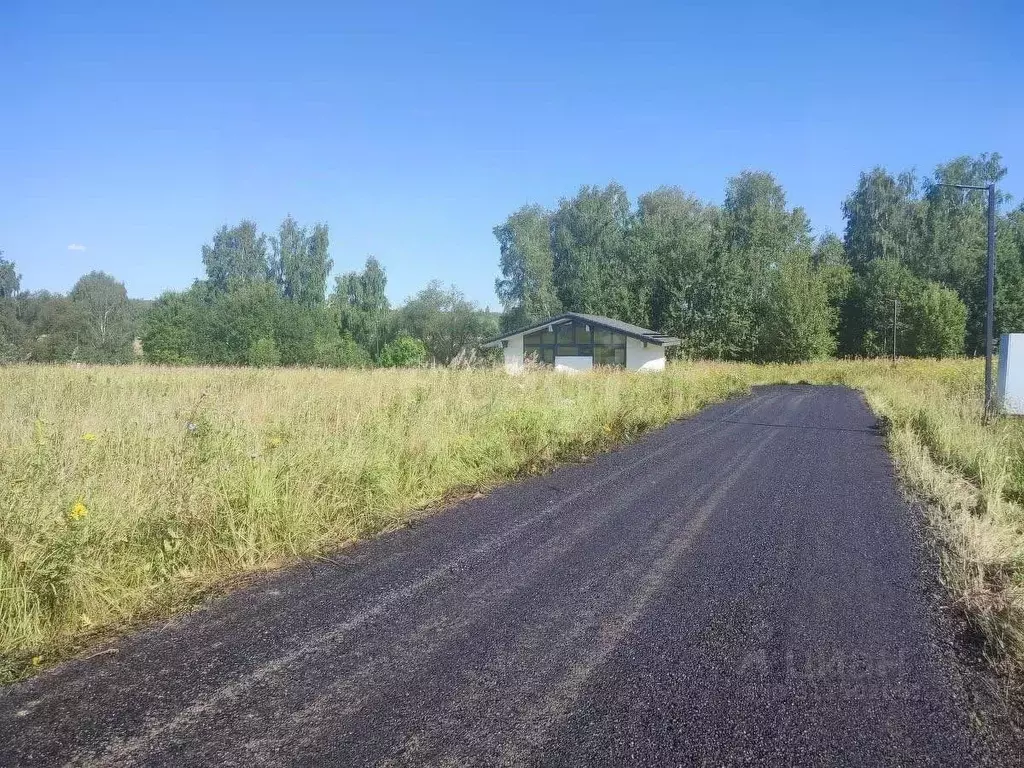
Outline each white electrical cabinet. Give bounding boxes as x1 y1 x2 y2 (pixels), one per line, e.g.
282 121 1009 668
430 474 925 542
997 333 1024 415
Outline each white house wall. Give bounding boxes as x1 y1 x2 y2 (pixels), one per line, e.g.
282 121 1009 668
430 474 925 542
503 334 525 373
554 356 593 373
626 337 666 371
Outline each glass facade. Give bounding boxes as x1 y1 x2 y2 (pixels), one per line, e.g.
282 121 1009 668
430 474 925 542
523 320 626 367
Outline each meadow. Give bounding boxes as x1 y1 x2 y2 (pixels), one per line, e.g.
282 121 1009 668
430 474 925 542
1 360 1022 685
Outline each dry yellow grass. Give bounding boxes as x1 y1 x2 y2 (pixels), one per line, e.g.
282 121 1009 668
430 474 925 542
2 359 1022 685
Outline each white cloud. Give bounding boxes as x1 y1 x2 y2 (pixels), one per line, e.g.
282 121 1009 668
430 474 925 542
67 243 87 252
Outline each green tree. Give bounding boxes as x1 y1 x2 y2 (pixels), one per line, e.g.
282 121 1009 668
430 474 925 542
378 335 428 367
0 252 23 362
8 291 72 361
0 252 20 299
682 240 752 360
907 282 967 358
303 224 332 305
494 205 560 331
202 221 270 291
141 281 372 368
270 297 319 365
922 153 1007 353
640 188 719 355
204 281 281 364
140 288 200 364
841 259 920 357
842 168 923 274
0 312 20 362
270 216 333 306
813 233 854 345
396 281 497 364
69 271 134 362
812 232 846 268
333 257 390 358
550 183 631 315
269 215 306 298
759 251 837 362
997 206 1024 337
720 171 814 360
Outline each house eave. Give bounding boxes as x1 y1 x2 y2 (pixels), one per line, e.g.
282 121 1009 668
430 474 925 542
482 313 679 348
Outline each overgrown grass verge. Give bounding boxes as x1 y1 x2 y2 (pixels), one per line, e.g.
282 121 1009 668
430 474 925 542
0 363 748 682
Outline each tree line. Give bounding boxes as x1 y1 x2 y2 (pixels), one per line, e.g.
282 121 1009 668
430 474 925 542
495 152 1021 361
0 260 150 364
0 217 498 367
3 151 1021 368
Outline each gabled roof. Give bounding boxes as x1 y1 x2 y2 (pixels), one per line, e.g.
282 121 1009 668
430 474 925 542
483 312 681 347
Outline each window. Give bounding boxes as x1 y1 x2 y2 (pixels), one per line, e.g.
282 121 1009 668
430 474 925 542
594 345 626 367
594 329 625 347
520 319 625 367
524 325 559 365
555 322 574 345
524 343 554 364
524 329 555 345
593 329 626 368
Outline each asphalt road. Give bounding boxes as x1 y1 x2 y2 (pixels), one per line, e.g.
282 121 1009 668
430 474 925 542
0 386 1009 766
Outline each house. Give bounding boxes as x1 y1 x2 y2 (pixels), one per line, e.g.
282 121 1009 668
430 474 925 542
482 312 680 373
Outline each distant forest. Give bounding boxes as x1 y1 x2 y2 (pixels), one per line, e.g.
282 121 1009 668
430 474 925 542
1 152 1021 367
0 219 497 368
495 152 1021 362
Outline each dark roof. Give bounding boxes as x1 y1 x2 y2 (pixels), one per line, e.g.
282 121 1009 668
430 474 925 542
482 312 681 347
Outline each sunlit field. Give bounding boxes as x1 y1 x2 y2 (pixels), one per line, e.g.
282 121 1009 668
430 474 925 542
2 359 1022 684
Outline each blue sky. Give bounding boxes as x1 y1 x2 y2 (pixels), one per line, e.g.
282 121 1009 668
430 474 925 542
3 1 1022 308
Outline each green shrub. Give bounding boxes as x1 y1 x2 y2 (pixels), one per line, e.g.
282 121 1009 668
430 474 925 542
907 282 967 358
247 337 281 367
378 335 427 367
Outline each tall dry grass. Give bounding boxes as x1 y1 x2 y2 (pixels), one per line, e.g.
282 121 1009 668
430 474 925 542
0 363 747 680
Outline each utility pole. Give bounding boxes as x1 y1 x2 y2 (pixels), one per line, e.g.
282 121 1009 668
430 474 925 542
935 182 997 423
985 183 996 422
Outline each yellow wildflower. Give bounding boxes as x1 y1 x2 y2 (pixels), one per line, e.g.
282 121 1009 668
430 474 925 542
81 433 98 442
269 437 282 448
31 656 43 667
68 501 89 521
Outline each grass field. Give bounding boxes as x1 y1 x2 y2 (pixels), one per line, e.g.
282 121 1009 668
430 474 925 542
2 359 1023 685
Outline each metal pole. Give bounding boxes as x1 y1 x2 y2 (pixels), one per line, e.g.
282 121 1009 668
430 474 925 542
893 299 898 365
934 181 996 422
984 183 996 423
